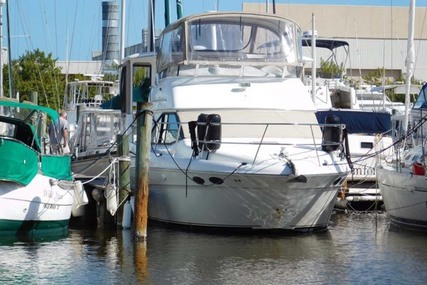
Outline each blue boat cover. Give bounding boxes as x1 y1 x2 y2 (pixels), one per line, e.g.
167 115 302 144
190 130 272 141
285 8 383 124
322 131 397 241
413 82 427 109
316 110 391 135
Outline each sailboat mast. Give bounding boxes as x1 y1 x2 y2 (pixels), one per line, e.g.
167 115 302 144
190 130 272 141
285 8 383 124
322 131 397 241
120 0 126 61
311 13 316 104
148 0 155 52
6 0 12 98
265 0 275 13
165 0 170 26
403 0 416 134
176 0 183 19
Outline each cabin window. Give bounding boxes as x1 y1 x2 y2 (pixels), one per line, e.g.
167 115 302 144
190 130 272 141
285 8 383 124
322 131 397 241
153 113 182 144
94 113 121 147
78 113 92 152
132 65 152 103
187 18 298 63
0 122 15 137
120 66 127 113
158 26 184 71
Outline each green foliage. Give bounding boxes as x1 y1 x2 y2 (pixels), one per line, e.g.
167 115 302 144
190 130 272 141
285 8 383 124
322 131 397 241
361 67 422 103
346 78 363 89
318 58 344 78
1 49 124 110
3 49 64 109
103 72 119 82
362 68 388 87
133 67 148 86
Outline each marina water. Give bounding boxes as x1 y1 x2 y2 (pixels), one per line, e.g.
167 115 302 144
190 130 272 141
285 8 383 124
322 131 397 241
1 212 426 284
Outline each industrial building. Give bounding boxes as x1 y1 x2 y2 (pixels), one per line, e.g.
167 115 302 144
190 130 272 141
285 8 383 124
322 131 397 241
244 3 427 83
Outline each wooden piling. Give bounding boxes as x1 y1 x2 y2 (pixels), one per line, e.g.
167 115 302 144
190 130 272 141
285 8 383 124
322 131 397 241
134 102 152 239
117 133 130 228
134 240 148 281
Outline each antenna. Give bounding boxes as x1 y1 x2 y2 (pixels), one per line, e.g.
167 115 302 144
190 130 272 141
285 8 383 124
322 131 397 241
6 0 13 98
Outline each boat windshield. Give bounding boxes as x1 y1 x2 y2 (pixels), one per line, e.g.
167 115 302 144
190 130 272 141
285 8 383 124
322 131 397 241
157 13 302 76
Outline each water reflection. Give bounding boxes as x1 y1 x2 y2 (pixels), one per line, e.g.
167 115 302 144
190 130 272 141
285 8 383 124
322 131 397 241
144 224 345 284
1 213 427 284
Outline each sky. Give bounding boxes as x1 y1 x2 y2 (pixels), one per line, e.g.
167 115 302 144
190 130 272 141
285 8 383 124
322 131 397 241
2 0 424 61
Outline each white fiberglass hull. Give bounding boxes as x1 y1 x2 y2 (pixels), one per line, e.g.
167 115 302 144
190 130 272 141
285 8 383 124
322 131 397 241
149 170 344 231
377 166 427 231
141 141 349 231
0 174 75 235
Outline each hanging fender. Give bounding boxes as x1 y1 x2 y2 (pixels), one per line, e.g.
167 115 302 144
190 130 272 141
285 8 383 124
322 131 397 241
322 114 341 152
205 114 221 151
193 113 222 152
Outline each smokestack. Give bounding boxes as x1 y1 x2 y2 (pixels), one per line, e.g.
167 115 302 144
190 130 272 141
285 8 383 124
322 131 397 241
142 29 149 52
102 1 119 63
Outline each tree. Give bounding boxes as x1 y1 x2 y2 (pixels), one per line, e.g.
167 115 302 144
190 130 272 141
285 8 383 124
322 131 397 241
3 49 65 109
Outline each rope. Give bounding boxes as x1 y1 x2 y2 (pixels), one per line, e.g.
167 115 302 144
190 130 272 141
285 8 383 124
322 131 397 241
352 112 427 165
79 157 118 185
163 140 246 187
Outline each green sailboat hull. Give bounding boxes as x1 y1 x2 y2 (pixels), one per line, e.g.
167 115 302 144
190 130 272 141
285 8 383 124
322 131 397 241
0 219 70 237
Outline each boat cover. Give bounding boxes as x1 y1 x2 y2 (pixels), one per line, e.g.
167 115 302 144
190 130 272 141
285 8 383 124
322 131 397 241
41 155 73 181
0 139 39 185
316 110 391 134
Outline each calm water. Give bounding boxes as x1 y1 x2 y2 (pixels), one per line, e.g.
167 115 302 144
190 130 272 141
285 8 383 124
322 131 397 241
1 211 427 285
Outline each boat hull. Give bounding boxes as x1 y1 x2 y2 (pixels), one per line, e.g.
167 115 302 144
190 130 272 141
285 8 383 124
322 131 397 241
147 168 345 231
377 166 427 231
0 174 75 236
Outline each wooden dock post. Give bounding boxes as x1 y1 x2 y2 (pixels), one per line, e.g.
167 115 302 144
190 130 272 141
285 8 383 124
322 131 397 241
134 102 152 239
117 133 130 228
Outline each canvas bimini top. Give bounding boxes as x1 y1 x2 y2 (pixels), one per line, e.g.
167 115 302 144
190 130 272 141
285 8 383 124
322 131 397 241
0 99 72 184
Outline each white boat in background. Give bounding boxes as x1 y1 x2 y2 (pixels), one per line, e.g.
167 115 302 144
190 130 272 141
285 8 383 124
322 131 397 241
356 85 407 114
303 35 394 209
302 35 407 115
122 11 350 231
378 81 427 230
376 0 427 231
302 36 355 111
70 108 121 179
316 108 393 209
63 76 119 139
0 99 87 237
62 76 122 180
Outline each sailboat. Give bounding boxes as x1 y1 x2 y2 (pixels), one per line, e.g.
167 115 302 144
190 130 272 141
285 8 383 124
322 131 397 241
0 1 88 236
376 0 427 231
0 99 88 236
123 11 351 232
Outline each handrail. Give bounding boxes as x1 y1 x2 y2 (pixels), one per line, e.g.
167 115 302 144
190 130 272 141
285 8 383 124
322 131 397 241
152 120 347 166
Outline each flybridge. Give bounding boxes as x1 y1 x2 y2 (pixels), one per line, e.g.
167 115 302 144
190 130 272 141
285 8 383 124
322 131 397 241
157 12 304 78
